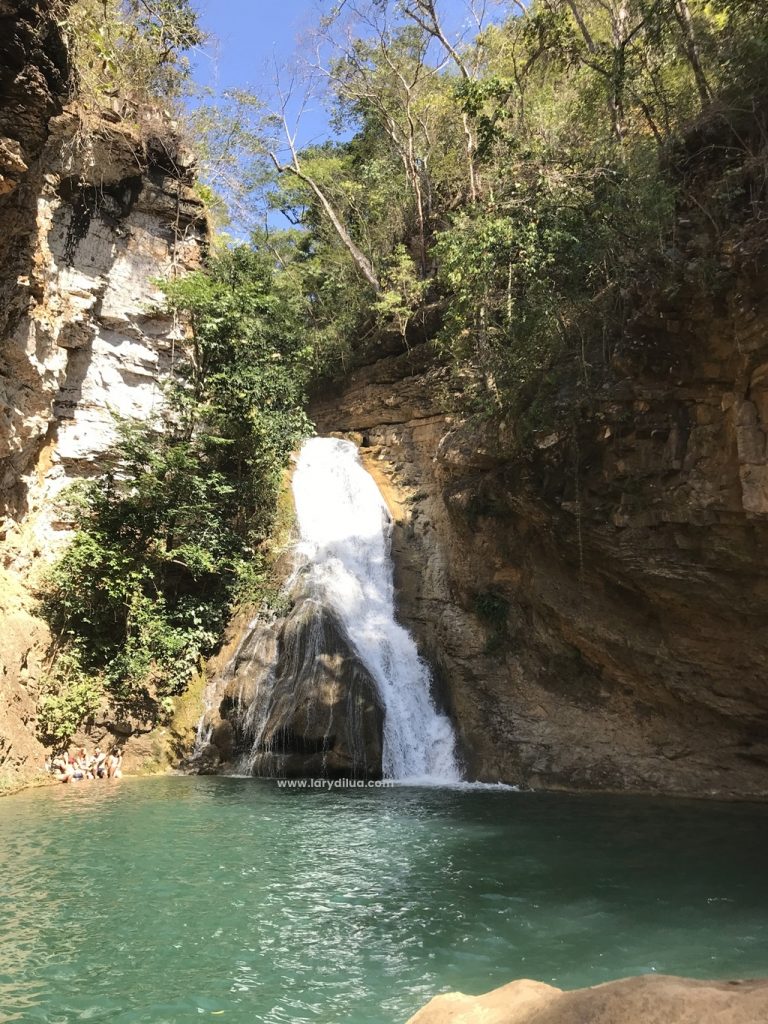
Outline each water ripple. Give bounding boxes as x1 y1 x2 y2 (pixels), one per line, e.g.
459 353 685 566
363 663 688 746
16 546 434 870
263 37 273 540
1 778 767 1023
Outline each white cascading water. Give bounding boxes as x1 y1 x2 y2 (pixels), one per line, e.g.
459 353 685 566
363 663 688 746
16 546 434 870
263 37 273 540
292 436 461 782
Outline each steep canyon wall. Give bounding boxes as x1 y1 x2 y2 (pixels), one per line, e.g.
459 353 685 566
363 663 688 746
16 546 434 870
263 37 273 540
0 0 207 781
312 260 768 798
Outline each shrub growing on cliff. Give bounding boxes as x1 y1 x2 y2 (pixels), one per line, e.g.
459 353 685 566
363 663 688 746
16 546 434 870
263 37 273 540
40 246 310 733
37 652 105 744
68 0 204 112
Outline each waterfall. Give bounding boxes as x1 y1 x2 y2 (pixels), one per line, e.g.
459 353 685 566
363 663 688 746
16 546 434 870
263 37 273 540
196 436 462 783
290 437 461 782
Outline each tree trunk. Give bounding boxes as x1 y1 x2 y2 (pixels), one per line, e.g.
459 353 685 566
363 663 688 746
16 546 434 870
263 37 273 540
673 0 713 109
270 154 381 293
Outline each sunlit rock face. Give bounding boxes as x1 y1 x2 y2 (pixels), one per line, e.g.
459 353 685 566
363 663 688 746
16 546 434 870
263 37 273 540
0 0 207 782
406 975 768 1024
311 258 768 798
0 113 206 563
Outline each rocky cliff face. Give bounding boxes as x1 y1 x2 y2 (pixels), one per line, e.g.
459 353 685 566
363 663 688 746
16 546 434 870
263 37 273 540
0 0 207 783
311 255 768 798
0 114 205 560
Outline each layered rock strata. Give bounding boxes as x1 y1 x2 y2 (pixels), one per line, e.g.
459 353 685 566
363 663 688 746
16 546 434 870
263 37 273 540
312 263 768 797
0 0 207 783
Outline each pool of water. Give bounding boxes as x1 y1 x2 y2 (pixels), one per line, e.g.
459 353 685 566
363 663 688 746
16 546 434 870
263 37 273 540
1 777 767 1024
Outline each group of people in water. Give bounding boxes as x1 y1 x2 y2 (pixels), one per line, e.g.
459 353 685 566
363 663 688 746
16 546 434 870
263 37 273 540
49 746 123 783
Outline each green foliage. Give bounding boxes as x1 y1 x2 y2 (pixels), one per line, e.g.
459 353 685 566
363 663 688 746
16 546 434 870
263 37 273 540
694 0 768 98
262 0 767 419
38 652 105 743
374 245 429 340
264 137 413 371
434 146 675 412
67 0 204 112
41 246 311 725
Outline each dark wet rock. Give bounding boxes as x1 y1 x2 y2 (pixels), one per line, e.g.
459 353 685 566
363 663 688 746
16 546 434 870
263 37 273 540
203 599 384 780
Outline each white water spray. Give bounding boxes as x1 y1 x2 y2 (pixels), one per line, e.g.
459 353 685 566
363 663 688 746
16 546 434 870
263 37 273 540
292 437 461 782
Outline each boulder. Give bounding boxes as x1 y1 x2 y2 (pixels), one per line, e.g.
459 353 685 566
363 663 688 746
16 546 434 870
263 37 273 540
406 974 768 1024
201 596 385 779
245 598 384 779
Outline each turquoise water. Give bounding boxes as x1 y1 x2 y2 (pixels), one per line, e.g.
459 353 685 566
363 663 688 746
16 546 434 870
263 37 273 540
1 777 767 1024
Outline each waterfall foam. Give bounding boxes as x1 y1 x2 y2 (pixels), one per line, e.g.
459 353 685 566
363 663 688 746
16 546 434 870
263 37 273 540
291 436 461 782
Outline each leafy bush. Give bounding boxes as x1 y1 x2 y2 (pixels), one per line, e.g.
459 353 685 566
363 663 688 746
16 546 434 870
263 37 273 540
40 246 311 727
37 652 104 743
67 0 204 112
374 245 429 341
434 149 676 414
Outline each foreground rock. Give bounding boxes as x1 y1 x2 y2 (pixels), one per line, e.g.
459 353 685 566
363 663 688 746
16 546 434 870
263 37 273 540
406 974 768 1024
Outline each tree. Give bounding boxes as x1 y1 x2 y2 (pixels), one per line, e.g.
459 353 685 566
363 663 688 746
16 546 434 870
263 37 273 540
672 0 712 108
268 74 382 292
41 246 310 730
398 0 483 200
69 0 205 111
313 6 447 274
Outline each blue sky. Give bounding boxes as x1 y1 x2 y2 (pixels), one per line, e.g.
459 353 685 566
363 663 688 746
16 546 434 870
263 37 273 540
189 2 504 235
192 1 498 150
193 2 322 99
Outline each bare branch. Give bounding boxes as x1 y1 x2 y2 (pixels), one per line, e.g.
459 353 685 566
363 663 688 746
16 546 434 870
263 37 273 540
267 69 381 293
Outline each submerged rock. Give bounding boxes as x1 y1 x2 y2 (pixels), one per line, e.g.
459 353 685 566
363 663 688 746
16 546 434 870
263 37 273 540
406 974 768 1024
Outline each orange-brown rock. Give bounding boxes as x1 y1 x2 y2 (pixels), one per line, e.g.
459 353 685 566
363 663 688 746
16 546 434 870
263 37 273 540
406 975 768 1024
312 264 768 798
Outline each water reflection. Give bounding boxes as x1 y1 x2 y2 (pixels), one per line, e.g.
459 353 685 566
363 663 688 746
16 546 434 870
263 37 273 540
0 779 767 1024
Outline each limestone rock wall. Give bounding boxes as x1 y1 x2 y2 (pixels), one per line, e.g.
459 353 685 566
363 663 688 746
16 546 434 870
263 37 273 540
1 113 206 564
311 262 768 799
0 0 207 783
